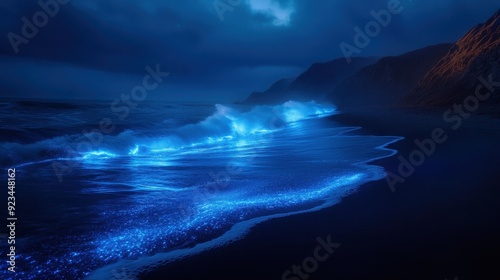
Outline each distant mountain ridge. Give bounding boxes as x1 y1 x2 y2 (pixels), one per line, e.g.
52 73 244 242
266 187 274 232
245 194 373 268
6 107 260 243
329 43 452 107
242 10 500 109
243 57 376 104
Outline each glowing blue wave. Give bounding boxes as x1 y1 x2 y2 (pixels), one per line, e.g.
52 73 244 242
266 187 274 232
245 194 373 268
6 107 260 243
0 101 402 280
82 100 336 159
5 101 335 168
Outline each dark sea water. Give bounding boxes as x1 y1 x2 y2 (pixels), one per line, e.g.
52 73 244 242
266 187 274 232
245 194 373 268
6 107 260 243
0 100 400 279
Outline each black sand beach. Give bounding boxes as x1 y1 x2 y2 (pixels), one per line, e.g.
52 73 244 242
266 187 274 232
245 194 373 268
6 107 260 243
142 108 500 280
2 3 499 279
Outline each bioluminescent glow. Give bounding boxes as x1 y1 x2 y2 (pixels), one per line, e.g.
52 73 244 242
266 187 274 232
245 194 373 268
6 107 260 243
5 101 335 167
0 101 401 279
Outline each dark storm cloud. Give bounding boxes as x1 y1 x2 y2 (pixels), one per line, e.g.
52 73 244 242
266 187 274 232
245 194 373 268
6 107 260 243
0 0 498 101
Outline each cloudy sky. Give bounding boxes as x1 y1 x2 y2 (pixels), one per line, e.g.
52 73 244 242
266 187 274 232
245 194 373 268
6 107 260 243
0 0 498 102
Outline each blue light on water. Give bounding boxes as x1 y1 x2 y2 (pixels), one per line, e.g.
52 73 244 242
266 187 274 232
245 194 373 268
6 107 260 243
283 109 304 122
82 150 117 159
129 145 139 155
11 101 337 169
89 173 366 263
0 101 403 280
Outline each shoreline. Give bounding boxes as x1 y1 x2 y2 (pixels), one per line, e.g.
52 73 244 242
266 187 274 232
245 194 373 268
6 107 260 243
141 107 500 280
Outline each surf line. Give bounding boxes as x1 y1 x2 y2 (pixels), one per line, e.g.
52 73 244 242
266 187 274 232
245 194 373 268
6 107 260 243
50 65 169 182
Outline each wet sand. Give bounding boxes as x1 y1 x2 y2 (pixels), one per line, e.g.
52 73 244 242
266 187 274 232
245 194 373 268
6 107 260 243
141 107 500 280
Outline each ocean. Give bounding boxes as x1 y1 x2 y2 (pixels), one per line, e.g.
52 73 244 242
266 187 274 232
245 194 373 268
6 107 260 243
0 99 400 279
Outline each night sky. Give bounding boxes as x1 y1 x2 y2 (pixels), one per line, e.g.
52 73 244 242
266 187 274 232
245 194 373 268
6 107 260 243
0 0 497 102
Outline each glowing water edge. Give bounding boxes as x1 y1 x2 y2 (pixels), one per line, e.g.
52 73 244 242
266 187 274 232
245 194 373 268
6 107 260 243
0 101 402 279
